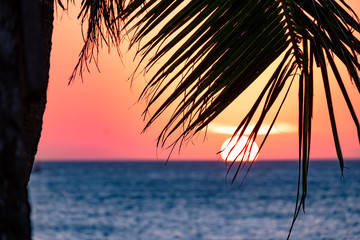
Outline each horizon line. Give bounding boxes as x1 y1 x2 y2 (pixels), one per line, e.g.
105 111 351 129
35 158 360 162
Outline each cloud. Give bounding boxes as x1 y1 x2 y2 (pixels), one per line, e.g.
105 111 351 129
207 122 297 135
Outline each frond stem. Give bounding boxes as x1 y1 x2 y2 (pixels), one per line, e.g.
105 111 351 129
279 0 302 65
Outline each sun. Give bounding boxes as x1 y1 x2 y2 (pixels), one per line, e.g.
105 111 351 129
220 136 259 161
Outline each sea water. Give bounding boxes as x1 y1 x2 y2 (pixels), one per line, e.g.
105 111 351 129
28 161 360 240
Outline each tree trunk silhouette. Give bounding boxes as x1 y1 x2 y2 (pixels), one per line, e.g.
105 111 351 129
0 2 31 239
0 0 51 238
23 0 54 183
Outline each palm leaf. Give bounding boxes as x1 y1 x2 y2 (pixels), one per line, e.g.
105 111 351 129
121 0 360 236
68 0 129 81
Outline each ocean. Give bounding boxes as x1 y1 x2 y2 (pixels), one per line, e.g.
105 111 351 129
28 160 360 240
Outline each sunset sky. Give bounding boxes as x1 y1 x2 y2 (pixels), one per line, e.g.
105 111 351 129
36 1 360 161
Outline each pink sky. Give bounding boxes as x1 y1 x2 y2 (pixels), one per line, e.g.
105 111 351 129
36 1 360 161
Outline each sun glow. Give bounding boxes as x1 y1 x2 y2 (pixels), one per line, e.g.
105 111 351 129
220 136 259 161
208 122 297 135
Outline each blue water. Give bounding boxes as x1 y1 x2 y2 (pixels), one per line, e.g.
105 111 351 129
28 160 360 240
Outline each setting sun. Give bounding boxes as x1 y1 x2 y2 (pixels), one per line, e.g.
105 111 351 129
220 136 259 161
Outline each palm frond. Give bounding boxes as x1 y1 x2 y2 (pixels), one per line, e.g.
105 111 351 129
56 0 75 10
68 0 130 81
125 0 289 140
122 0 360 236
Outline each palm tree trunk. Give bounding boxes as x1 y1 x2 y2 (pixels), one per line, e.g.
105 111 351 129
0 2 31 239
23 0 54 183
0 0 52 238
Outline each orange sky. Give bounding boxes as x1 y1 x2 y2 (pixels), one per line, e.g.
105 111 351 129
36 1 360 161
